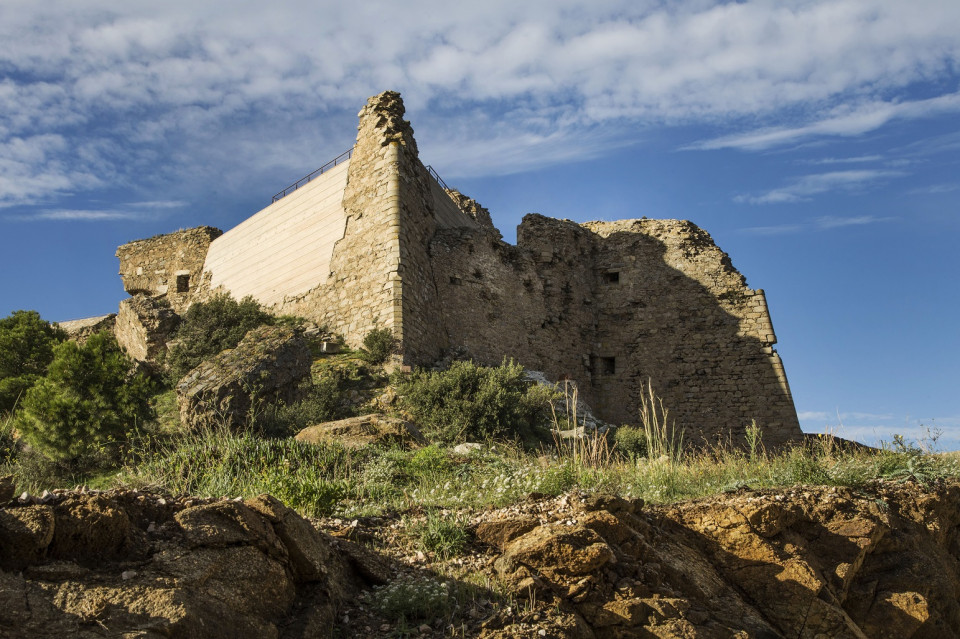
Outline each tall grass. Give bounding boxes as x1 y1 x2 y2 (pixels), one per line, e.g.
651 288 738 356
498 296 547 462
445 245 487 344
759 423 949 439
8 376 958 521
638 379 684 462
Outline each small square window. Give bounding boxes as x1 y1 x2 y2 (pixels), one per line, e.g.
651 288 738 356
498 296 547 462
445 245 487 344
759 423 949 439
176 274 190 293
600 356 616 375
602 271 620 284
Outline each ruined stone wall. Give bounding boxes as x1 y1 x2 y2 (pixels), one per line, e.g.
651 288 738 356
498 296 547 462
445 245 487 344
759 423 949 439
430 213 800 447
114 294 180 366
583 219 799 447
283 91 478 359
116 226 222 313
112 90 800 446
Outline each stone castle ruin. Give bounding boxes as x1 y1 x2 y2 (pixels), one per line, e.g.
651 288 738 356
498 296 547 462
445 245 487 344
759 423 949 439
114 91 802 447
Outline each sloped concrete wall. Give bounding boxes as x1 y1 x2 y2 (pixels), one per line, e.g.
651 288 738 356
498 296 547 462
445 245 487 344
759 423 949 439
202 161 350 308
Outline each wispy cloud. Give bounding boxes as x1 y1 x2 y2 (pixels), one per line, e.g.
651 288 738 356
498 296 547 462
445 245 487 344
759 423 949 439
735 169 903 204
9 209 143 222
815 215 894 229
687 92 960 152
5 199 183 222
741 215 895 235
801 155 883 165
125 200 187 210
740 224 805 236
908 183 960 195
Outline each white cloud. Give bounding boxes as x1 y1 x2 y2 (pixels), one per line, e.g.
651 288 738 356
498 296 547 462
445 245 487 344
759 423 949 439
0 0 958 201
735 170 903 204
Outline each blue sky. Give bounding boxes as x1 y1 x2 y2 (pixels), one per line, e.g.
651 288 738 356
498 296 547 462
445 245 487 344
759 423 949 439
1 0 957 448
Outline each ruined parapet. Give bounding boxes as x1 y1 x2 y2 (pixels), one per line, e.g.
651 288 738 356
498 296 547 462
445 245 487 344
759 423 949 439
114 294 180 366
446 189 500 238
57 314 116 343
116 226 222 313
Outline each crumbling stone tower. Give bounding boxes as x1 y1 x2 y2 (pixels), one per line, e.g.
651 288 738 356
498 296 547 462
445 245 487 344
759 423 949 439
116 91 803 447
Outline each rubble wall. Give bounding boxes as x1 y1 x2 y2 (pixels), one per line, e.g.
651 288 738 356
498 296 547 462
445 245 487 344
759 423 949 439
584 219 799 446
430 213 801 446
116 226 222 313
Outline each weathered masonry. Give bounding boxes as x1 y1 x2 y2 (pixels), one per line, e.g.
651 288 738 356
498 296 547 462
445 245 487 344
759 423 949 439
116 91 802 447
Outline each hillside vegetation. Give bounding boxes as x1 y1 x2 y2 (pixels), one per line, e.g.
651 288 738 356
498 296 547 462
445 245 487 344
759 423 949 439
2 305 959 637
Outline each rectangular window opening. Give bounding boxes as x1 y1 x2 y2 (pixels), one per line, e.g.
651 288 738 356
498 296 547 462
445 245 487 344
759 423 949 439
600 356 616 375
602 271 620 284
176 274 190 293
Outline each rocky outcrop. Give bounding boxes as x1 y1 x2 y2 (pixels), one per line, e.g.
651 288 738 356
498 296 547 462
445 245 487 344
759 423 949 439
177 325 312 430
295 414 427 449
0 489 380 638
3 480 959 637
480 482 960 638
114 293 180 366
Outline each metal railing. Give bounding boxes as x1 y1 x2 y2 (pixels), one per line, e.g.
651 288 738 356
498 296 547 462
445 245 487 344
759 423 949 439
271 149 352 203
425 165 451 192
272 153 452 204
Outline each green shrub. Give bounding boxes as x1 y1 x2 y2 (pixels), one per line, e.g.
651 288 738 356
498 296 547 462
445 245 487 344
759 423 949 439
360 327 397 365
407 443 453 476
0 310 67 413
254 377 343 437
614 425 648 460
165 293 273 382
394 360 555 445
15 331 153 463
414 509 470 559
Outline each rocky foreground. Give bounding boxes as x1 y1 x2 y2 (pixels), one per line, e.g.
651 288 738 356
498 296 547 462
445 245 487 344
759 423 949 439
1 478 958 638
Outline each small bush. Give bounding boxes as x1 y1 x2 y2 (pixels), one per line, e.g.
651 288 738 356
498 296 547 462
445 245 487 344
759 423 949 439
0 310 67 414
254 377 343 437
361 327 397 365
395 360 555 445
15 331 154 463
414 509 469 559
407 444 452 476
165 293 273 382
614 425 648 460
263 472 344 515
